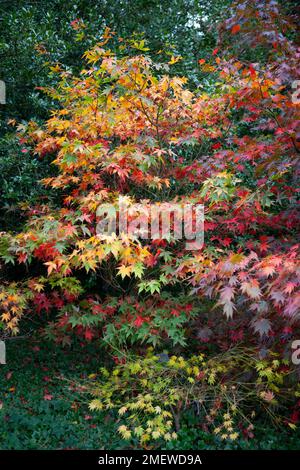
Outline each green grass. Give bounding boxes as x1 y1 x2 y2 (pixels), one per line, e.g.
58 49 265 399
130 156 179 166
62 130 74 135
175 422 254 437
1 338 299 450
164 415 300 450
0 337 127 449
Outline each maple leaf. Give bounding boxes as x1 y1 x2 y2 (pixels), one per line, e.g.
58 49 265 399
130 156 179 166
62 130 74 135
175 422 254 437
283 282 296 295
84 415 93 421
241 280 261 299
131 262 145 279
260 390 275 402
252 318 272 337
220 286 235 302
117 264 132 279
30 282 44 292
283 295 300 317
270 291 285 305
219 286 235 318
1 312 11 322
133 316 146 328
43 393 53 401
168 55 182 65
223 301 234 318
44 261 57 275
17 252 28 264
170 309 180 317
197 327 213 342
231 24 241 34
64 223 77 237
34 293 52 314
260 265 276 277
229 253 245 264
84 328 94 341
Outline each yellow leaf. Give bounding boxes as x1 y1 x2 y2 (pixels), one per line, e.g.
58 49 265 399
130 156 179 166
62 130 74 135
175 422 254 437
117 264 132 279
168 55 182 65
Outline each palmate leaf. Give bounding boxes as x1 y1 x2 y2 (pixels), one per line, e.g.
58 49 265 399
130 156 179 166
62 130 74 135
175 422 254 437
252 318 272 337
117 264 132 279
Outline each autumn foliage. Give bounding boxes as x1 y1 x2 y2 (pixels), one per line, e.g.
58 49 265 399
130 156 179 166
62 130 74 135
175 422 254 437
0 0 299 443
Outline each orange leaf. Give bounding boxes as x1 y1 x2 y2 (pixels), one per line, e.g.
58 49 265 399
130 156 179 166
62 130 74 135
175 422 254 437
231 24 241 34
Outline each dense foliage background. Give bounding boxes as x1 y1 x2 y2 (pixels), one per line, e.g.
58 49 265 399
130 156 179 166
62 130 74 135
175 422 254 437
0 0 229 229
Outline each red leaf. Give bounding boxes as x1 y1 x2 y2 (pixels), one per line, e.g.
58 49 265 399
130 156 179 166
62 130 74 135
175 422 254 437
43 393 53 401
84 328 94 341
133 316 146 328
170 309 180 317
212 142 221 150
